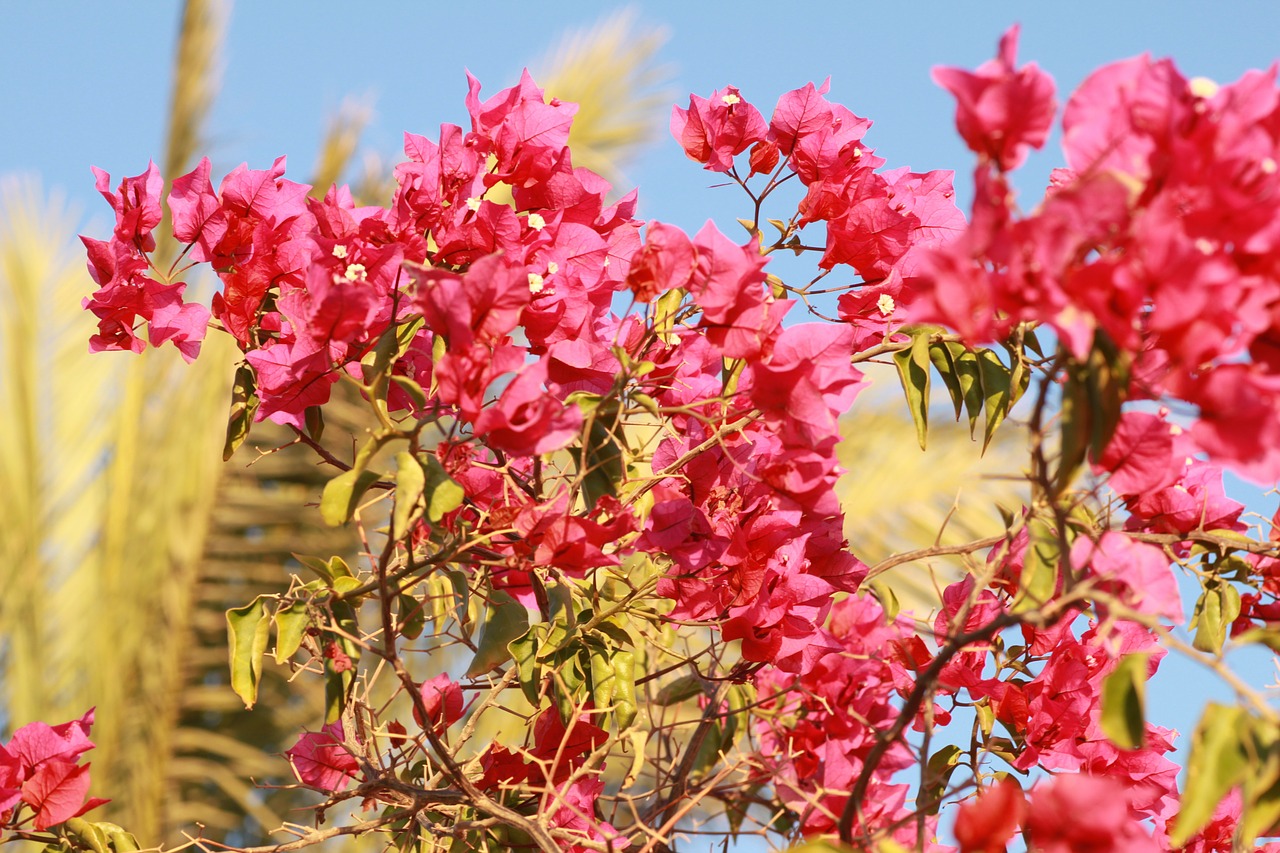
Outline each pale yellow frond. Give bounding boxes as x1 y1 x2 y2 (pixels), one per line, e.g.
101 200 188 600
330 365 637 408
311 96 374 197
534 8 673 187
163 0 227 182
837 372 1029 617
157 0 228 269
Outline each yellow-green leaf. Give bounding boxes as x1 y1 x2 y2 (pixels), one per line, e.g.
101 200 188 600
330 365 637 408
1171 702 1250 845
893 331 932 450
509 625 543 705
612 648 637 728
320 467 383 526
273 599 311 664
392 450 426 539
222 364 259 461
977 348 1012 452
422 454 464 523
466 590 531 677
226 597 271 709
1100 652 1148 750
921 744 963 814
1013 516 1059 614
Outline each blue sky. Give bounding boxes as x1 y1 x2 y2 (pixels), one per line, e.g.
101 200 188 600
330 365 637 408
6 0 1280 835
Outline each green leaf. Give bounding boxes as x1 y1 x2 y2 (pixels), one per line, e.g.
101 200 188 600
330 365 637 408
612 648 637 728
226 597 271 709
867 578 900 622
422 454 465 523
951 345 985 437
1192 582 1241 655
389 374 428 410
1100 652 1149 750
466 590 531 677
320 466 384 527
589 642 617 713
273 599 311 664
1240 719 1280 846
921 744 963 814
552 647 587 723
324 599 360 723
392 451 426 539
509 625 543 705
65 818 110 853
1172 703 1250 845
977 348 1013 452
1234 627 1280 654
304 405 325 443
579 399 625 509
222 364 260 461
928 342 964 421
656 674 706 706
1012 516 1059 614
893 331 932 450
398 593 426 640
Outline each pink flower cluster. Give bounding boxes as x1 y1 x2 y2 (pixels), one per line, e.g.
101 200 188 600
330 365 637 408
0 710 107 832
915 25 1280 481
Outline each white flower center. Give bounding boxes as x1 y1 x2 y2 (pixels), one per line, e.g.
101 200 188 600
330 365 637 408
1189 77 1219 99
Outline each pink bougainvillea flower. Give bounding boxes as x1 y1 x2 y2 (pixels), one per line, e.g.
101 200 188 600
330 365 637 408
1023 774 1162 852
1071 532 1183 623
92 162 163 250
953 778 1025 853
414 674 465 734
624 221 698 303
286 721 359 792
932 24 1057 171
671 86 769 172
472 360 583 457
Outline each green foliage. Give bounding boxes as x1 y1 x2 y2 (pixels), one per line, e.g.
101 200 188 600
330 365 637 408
1100 653 1149 751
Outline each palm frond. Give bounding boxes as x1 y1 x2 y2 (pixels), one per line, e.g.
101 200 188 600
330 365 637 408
836 373 1029 616
157 0 228 269
534 8 673 187
311 97 374 197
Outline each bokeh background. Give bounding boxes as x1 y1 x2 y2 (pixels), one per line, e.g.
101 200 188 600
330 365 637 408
3 1 1280 847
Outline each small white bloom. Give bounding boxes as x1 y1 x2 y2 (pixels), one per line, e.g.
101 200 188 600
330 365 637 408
876 293 896 316
344 263 368 282
721 93 741 106
528 213 547 231
528 273 545 294
1188 76 1219 99
466 197 482 212
546 261 559 275
332 244 349 259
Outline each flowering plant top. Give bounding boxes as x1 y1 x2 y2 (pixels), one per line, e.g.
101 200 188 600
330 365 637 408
41 24 1280 853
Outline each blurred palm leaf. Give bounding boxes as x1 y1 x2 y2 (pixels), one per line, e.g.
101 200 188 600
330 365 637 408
534 8 672 186
835 372 1028 617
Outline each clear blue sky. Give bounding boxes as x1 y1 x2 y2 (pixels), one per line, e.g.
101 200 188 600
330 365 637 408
6 0 1280 833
